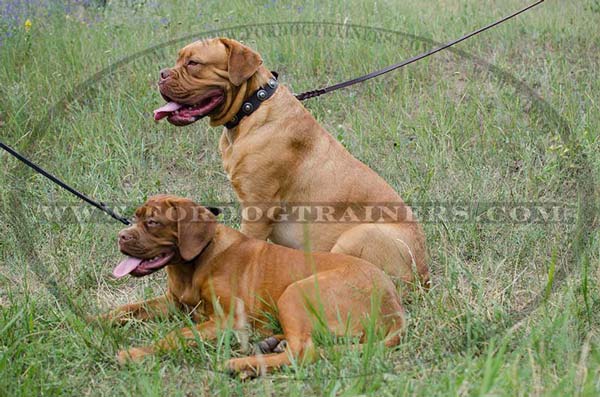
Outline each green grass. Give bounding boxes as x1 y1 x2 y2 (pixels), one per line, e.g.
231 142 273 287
1 0 599 395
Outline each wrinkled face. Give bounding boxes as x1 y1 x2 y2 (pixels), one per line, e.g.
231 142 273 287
113 195 217 278
155 40 228 126
154 37 263 126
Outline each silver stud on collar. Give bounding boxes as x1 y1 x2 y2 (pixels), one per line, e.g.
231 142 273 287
257 89 267 101
242 103 253 113
268 78 277 89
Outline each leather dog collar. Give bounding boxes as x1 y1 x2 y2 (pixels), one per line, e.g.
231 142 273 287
225 72 279 129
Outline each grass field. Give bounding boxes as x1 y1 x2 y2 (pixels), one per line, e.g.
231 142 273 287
0 0 599 395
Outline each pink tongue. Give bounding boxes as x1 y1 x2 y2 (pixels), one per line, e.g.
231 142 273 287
113 256 143 278
153 101 183 121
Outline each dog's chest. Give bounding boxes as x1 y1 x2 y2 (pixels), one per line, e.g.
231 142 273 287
219 143 244 192
168 273 202 308
219 130 280 198
175 288 212 321
175 289 201 308
270 223 303 249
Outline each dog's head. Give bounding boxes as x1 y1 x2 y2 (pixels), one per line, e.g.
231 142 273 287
113 195 221 278
154 38 263 127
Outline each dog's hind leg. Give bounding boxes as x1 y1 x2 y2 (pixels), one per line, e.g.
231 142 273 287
227 267 405 377
330 223 430 291
226 332 316 378
226 283 319 377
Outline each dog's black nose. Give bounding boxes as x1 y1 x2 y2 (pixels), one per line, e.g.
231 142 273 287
159 68 171 80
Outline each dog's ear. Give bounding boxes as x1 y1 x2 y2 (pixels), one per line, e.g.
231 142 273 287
175 202 217 261
220 38 263 86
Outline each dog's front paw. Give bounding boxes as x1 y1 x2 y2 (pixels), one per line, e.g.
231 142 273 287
226 358 260 381
117 347 152 364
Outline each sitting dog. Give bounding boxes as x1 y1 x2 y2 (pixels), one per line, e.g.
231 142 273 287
103 195 405 376
153 38 429 289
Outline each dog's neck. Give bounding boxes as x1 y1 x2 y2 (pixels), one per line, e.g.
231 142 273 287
209 66 272 127
165 224 248 298
202 224 247 261
169 224 247 272
218 84 305 152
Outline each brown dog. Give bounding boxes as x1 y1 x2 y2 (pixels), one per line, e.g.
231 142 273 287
104 195 405 376
154 38 429 289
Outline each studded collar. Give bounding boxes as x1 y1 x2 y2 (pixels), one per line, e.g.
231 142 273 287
224 72 279 129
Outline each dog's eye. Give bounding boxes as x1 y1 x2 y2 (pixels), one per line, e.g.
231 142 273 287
187 60 199 67
146 219 161 227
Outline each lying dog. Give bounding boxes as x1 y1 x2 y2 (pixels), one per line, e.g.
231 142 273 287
154 38 429 289
103 195 405 376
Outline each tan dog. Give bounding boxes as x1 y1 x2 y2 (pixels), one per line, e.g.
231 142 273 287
104 195 405 376
154 38 429 288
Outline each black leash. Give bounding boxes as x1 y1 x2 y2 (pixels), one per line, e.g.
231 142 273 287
0 141 131 225
1 1 544 225
295 0 545 101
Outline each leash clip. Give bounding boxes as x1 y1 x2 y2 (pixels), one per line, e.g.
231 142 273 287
100 201 131 226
